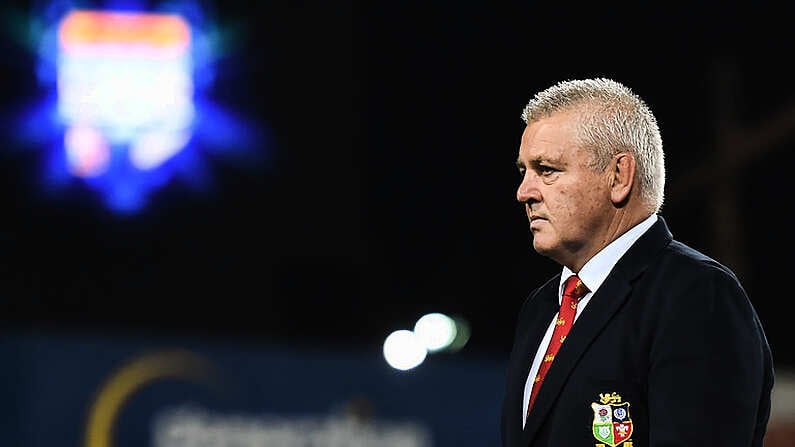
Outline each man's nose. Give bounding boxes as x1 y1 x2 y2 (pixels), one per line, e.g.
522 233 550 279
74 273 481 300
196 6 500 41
516 172 540 203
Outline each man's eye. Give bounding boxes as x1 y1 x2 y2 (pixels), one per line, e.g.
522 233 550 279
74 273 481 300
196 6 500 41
539 166 556 175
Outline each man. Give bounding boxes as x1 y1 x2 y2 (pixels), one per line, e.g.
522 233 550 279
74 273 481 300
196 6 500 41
501 78 773 447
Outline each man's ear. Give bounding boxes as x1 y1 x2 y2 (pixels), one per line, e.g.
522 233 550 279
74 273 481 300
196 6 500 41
610 153 635 206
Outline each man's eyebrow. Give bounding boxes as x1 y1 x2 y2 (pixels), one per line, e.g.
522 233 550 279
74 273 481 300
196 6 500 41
530 156 563 167
517 156 560 170
516 158 548 171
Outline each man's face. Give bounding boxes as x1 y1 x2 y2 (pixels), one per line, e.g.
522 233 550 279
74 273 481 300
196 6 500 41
515 112 613 269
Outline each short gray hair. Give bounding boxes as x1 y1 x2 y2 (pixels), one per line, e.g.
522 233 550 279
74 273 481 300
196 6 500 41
521 78 665 213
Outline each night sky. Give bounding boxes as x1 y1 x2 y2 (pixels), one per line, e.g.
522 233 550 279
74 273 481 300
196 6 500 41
1 1 794 368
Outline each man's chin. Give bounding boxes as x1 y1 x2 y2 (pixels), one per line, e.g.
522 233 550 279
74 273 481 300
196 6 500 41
532 239 554 257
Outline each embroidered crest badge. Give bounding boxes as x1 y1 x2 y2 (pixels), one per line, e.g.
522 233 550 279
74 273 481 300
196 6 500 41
591 392 633 447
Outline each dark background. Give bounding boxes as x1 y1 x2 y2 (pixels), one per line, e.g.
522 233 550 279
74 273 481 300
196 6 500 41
1 1 794 368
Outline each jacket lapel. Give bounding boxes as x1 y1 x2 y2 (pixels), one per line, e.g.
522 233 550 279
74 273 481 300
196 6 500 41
504 280 559 444
521 216 673 446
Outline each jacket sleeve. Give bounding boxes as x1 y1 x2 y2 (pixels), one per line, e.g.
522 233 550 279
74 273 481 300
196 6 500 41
647 264 773 446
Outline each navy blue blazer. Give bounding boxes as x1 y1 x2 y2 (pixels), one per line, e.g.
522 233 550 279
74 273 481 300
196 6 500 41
501 216 773 447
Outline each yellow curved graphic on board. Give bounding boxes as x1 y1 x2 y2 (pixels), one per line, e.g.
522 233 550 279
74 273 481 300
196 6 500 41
84 349 215 447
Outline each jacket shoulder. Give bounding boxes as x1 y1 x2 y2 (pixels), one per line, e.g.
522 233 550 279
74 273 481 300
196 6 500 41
661 239 743 286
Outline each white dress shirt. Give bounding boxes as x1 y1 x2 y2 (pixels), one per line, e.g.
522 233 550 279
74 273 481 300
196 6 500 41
521 213 658 426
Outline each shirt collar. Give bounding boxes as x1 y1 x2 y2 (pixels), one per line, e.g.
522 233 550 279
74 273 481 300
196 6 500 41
559 213 658 299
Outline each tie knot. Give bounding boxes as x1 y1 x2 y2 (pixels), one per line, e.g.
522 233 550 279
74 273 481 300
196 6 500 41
563 275 588 300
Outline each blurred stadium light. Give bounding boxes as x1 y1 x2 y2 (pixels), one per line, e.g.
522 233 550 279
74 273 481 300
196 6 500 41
383 312 472 371
383 329 427 371
414 312 457 353
7 0 266 214
58 10 194 181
